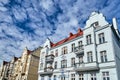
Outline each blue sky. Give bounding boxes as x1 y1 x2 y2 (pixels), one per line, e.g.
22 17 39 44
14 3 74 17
0 0 120 64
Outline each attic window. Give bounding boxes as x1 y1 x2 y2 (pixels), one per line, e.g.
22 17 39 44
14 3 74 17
93 21 99 28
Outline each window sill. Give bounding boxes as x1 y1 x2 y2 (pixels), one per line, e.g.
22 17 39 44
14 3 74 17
97 41 107 45
85 43 93 46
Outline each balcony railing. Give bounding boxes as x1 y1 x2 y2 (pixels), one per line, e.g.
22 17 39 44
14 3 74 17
44 66 53 72
74 62 99 71
74 46 84 56
46 54 54 63
38 66 53 75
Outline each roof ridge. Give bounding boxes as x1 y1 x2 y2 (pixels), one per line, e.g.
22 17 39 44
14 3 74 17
51 28 83 48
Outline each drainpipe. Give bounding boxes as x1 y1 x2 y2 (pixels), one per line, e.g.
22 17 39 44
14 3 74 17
93 26 98 65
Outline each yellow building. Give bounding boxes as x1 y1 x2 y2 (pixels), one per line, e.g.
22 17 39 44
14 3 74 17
0 61 10 80
0 46 41 80
12 47 42 80
8 57 19 80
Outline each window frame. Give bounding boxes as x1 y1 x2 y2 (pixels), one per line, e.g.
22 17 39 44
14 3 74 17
54 61 57 69
71 74 75 80
86 35 92 45
100 51 107 63
98 33 105 44
71 57 75 67
90 73 97 80
87 51 93 63
102 72 110 80
79 74 84 80
61 60 67 68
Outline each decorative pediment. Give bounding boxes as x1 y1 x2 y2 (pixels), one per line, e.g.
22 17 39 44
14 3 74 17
85 12 108 28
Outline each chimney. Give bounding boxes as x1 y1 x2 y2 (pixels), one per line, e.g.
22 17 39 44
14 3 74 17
78 28 82 33
69 32 73 37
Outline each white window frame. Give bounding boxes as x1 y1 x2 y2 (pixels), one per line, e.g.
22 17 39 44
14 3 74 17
90 73 97 80
98 33 105 44
79 74 84 80
87 51 93 63
100 51 107 62
71 74 75 80
102 72 110 80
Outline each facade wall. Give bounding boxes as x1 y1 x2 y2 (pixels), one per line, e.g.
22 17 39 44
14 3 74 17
0 47 41 80
0 62 10 80
27 47 41 80
38 12 120 80
111 27 120 80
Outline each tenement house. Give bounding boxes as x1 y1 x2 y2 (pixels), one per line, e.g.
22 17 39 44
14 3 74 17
38 12 120 80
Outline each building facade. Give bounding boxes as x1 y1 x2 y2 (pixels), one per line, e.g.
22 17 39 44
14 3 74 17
0 46 42 80
8 57 18 80
0 61 10 80
38 12 120 80
12 47 42 80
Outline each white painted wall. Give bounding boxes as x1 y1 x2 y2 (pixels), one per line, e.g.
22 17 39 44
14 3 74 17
38 12 119 80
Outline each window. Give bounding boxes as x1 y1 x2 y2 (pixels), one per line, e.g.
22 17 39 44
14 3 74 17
61 60 67 68
71 74 75 80
41 77 44 80
40 63 43 70
48 76 51 80
100 51 107 62
54 61 57 69
71 43 75 52
54 75 57 80
99 33 105 44
87 52 93 62
78 41 83 48
102 72 110 80
91 73 97 80
79 56 83 63
79 74 84 80
86 35 92 45
62 46 68 54
55 49 58 57
71 58 75 67
61 76 65 80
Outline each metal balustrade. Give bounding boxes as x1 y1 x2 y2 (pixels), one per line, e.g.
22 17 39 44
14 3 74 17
38 66 53 75
74 46 84 56
45 54 54 63
74 62 99 71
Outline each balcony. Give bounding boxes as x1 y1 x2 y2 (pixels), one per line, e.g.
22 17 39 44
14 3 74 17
39 66 53 75
45 54 54 63
74 46 84 56
74 62 99 72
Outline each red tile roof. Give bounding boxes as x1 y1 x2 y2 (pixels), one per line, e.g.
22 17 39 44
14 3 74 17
51 28 83 48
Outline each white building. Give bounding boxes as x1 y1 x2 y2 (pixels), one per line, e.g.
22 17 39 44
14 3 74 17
38 12 120 80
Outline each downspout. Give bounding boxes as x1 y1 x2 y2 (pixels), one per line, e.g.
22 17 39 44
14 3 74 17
93 26 98 66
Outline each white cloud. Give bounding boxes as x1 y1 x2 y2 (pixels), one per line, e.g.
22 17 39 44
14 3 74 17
0 0 120 64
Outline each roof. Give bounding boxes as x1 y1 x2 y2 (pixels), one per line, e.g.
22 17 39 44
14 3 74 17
27 50 32 55
51 28 83 48
3 61 9 65
14 57 18 61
